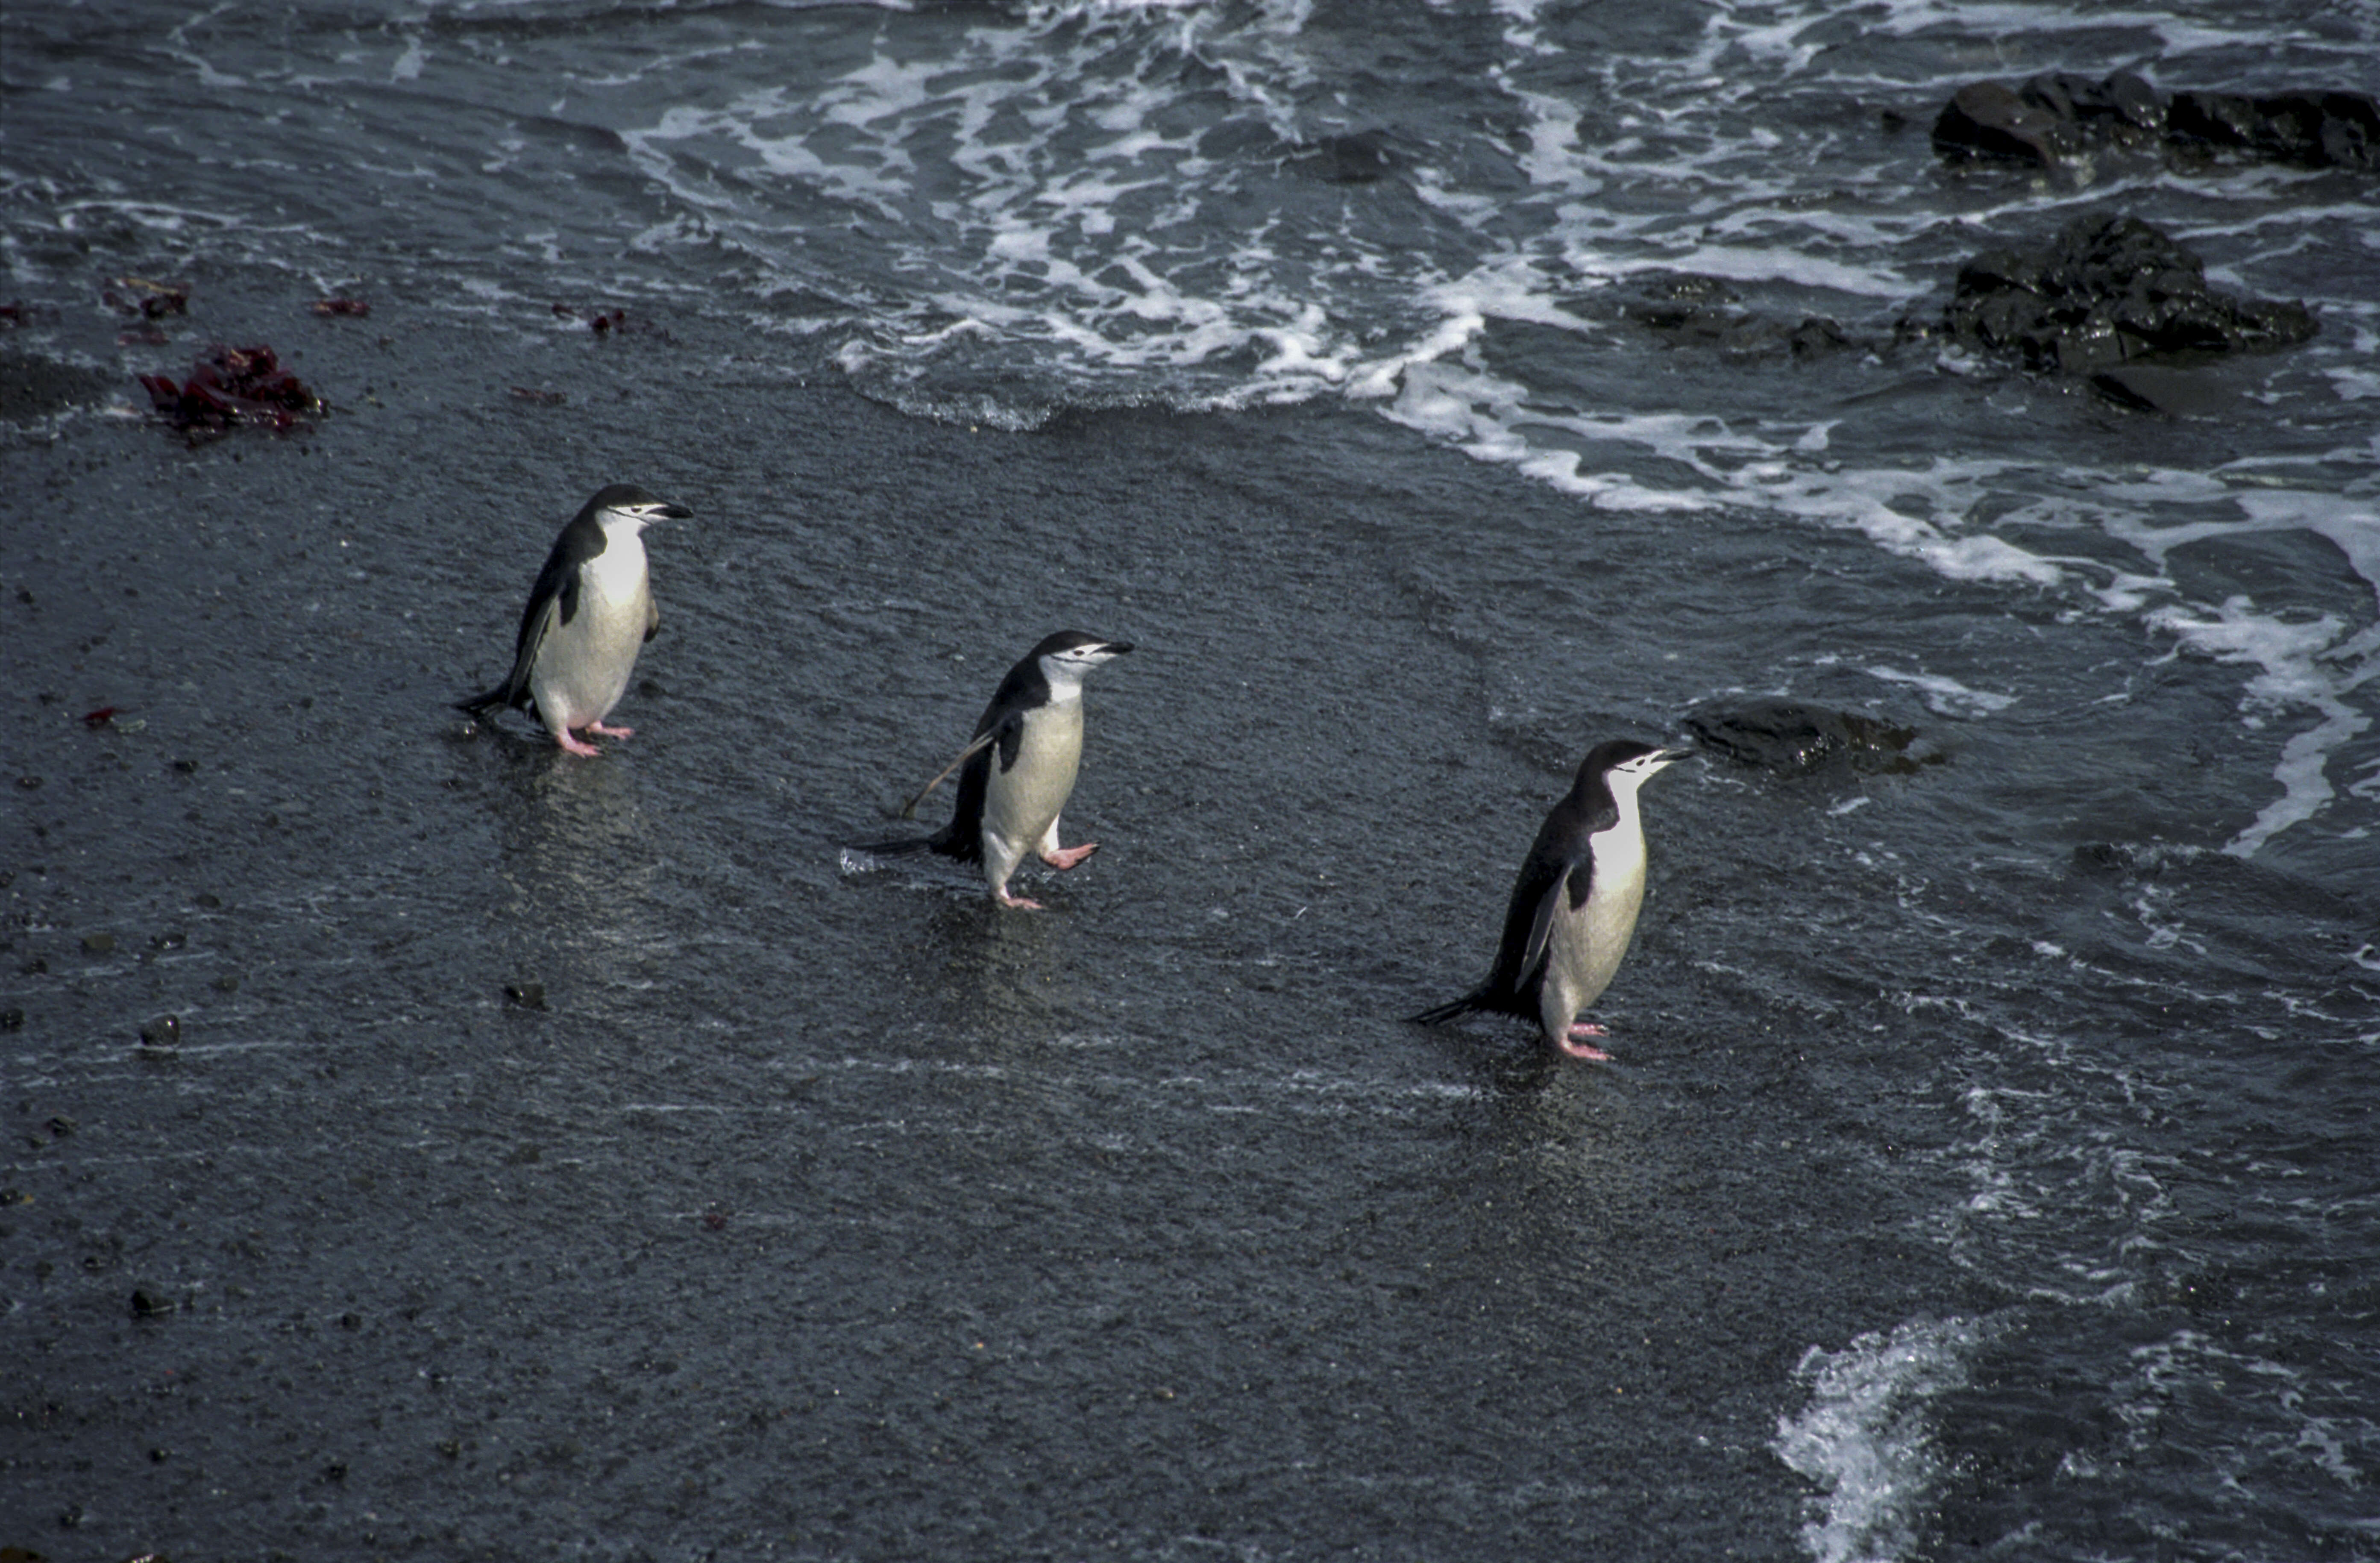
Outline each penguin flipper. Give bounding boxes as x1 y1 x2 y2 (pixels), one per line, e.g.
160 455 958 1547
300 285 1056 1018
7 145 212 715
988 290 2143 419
457 591 563 719
458 511 591 720
1514 865 1572 990
898 731 998 820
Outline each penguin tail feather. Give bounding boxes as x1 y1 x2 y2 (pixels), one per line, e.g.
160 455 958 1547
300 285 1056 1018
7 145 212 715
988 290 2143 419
847 834 942 859
455 680 525 719
1409 990 1486 1027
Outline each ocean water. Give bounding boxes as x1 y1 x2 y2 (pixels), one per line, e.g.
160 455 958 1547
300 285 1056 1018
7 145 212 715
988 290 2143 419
3 1 2377 1559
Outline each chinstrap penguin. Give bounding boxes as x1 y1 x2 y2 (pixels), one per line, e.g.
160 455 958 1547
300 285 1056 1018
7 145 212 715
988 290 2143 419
455 483 691 757
854 630 1133 910
1412 740 1689 1061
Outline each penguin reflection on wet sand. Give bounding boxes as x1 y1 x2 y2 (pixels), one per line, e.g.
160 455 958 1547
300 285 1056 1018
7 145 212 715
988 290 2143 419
1412 740 1689 1061
854 631 1133 910
455 484 691 757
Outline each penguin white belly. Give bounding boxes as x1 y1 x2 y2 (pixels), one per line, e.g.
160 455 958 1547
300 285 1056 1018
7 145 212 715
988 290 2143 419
982 700 1083 878
1538 828 1648 1037
532 546 650 732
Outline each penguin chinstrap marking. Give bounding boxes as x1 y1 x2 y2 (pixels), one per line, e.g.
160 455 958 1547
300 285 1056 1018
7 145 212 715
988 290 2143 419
454 484 692 757
1412 741 1688 1062
854 631 1133 911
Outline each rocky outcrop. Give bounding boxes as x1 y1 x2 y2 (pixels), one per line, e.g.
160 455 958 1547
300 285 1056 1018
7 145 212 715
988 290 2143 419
1615 274 1857 359
2168 89 2378 170
1932 72 2376 172
1933 73 2163 166
1944 214 2315 376
1683 702 1931 777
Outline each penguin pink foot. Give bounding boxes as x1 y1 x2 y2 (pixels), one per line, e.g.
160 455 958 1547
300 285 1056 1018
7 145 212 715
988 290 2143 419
1042 842 1100 871
556 730 604 758
995 889 1046 911
587 720 635 740
1559 1033 1614 1063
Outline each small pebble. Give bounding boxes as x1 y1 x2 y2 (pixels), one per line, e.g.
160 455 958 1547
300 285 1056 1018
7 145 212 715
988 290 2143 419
503 981 546 1011
82 932 116 955
140 1015 181 1047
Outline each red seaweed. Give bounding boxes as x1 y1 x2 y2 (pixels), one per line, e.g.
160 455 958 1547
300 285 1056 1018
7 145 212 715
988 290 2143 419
140 344 325 436
106 277 189 318
311 297 370 317
551 302 649 337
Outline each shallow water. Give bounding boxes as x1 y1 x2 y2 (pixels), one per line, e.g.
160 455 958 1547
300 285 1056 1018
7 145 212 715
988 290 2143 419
4 2 2377 1559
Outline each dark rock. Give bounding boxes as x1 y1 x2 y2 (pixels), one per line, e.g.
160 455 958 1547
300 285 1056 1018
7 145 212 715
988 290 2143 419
1294 130 1402 184
1935 72 2376 173
1619 275 1868 360
2019 71 2164 137
211 973 241 993
46 1115 76 1138
503 981 547 1011
1934 81 2078 165
1683 700 1927 776
130 1286 173 1319
1946 214 2315 377
1789 317 1852 356
139 1014 181 1047
81 932 117 955
0 1009 21 1031
2072 842 2136 873
2170 89 2379 170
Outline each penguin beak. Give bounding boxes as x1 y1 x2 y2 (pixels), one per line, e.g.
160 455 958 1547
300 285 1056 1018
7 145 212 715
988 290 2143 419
1652 746 1694 768
654 502 694 522
1102 642 1134 656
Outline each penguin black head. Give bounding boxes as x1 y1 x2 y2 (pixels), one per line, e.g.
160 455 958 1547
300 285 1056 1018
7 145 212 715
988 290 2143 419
1573 740 1690 797
581 483 694 527
1030 630 1133 680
